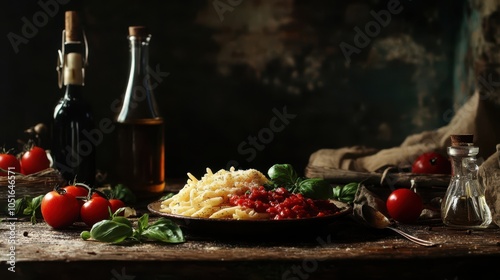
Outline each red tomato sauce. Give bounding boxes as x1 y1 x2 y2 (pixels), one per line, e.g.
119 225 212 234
229 186 340 220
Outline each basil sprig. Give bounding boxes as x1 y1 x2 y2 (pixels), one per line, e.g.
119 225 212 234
81 209 184 244
266 164 332 199
23 195 44 224
1 194 44 224
266 163 359 203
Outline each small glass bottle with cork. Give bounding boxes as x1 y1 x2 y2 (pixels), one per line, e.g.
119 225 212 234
441 134 492 228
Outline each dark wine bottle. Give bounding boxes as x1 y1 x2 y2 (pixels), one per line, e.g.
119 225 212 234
115 26 165 200
52 11 96 186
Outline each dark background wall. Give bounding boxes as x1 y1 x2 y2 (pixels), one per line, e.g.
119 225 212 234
0 0 466 182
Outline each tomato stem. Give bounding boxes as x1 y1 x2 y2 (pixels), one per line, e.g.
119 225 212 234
75 182 109 200
54 185 68 195
75 183 93 200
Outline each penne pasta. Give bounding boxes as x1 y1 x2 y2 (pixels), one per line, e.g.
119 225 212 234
160 167 269 219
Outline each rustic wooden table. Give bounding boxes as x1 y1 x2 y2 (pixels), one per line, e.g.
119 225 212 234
2 180 500 280
2 207 500 280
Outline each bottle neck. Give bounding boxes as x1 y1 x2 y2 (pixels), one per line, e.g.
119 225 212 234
63 83 84 100
450 156 468 177
117 35 161 122
448 146 479 177
130 36 150 79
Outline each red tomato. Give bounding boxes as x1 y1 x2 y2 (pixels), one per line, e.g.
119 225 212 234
41 190 80 229
63 185 89 199
386 188 423 223
91 192 107 199
109 199 126 215
0 153 21 176
80 196 111 227
20 146 51 175
411 152 451 174
63 185 89 209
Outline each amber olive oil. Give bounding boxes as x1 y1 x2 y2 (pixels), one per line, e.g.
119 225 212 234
116 119 165 197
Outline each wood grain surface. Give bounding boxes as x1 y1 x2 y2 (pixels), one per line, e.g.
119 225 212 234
2 210 500 280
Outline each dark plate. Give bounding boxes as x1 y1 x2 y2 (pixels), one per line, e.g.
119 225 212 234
147 200 353 239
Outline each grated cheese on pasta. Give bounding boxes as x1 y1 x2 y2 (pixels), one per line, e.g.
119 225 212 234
160 167 270 220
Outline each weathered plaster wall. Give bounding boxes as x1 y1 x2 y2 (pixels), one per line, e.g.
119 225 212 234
1 0 465 179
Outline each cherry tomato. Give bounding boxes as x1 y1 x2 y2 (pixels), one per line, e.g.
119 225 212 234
41 189 80 229
386 188 423 223
411 152 451 174
91 191 107 199
63 185 89 199
0 153 21 176
109 199 126 215
20 146 51 175
63 185 89 208
80 196 111 227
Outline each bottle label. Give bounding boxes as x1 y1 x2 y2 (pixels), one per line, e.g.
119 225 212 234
64 53 83 85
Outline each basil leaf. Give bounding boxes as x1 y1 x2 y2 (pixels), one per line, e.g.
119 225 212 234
267 164 298 189
160 193 175 201
112 184 137 204
23 195 43 224
112 216 133 228
14 197 28 216
89 219 133 243
137 213 149 234
22 197 33 216
298 178 332 199
332 186 341 199
341 183 358 196
340 195 355 203
31 195 44 209
332 183 359 203
141 218 185 243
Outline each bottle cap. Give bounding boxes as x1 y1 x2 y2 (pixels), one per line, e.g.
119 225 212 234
65 11 81 42
129 26 149 37
450 134 474 146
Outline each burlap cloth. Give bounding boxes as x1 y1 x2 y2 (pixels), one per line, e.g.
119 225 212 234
478 144 500 226
308 91 500 226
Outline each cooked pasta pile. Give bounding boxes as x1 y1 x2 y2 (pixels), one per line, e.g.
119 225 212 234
160 167 270 220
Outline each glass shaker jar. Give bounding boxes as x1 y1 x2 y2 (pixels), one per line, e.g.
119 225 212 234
441 134 492 228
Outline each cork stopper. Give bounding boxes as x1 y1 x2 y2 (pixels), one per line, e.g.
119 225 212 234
65 11 81 42
450 134 474 146
128 26 149 38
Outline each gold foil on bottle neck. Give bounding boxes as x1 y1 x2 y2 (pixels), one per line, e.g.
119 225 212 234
63 53 83 85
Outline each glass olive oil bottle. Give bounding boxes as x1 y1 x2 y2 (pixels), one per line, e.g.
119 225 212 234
115 26 165 200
